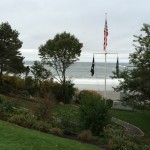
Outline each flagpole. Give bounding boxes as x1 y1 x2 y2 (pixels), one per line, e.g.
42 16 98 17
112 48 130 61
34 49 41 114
104 13 108 102
104 52 107 101
91 14 118 102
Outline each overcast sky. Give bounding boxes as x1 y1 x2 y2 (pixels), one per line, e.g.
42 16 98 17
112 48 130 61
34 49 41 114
0 0 150 62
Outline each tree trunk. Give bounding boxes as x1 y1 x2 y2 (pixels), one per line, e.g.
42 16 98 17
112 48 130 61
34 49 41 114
62 70 66 103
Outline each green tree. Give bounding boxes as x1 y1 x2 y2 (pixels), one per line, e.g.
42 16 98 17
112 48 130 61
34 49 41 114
24 66 30 78
31 61 51 88
113 24 150 109
79 91 109 136
0 22 24 84
39 32 83 102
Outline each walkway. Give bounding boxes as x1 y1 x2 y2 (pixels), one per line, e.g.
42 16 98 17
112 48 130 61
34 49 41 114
111 117 144 136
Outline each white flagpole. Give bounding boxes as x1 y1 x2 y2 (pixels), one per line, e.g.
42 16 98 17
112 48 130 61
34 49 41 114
93 52 118 102
104 52 107 101
104 13 108 101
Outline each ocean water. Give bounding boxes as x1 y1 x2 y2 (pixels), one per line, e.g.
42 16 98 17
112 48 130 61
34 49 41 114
25 61 128 91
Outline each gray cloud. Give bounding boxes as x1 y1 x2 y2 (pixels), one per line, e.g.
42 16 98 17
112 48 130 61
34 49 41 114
0 0 150 61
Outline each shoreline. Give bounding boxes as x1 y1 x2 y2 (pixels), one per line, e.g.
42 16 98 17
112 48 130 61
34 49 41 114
73 78 122 91
73 79 123 100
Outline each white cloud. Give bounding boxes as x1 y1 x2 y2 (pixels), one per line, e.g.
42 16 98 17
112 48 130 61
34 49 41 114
79 51 129 63
20 49 40 61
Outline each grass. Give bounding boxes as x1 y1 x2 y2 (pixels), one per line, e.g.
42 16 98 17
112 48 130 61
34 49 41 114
109 109 150 134
0 120 102 150
51 104 80 123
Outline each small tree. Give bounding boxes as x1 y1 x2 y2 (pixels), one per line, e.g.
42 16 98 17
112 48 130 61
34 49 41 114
0 22 24 84
31 61 51 89
39 32 83 102
113 24 150 109
79 91 109 136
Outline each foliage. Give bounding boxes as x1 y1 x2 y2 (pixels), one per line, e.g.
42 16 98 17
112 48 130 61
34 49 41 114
51 104 80 124
0 95 52 132
79 90 110 136
32 120 51 132
24 66 30 78
44 80 76 103
112 24 150 109
104 124 150 150
78 90 102 103
0 84 13 94
0 95 18 113
31 61 51 87
8 114 33 128
106 99 113 108
25 76 34 88
60 114 80 134
51 104 80 134
50 127 63 136
0 22 24 84
78 130 93 141
39 32 83 102
33 92 55 123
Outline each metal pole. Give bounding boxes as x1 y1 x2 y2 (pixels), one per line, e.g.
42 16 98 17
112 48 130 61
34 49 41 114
104 52 107 100
93 52 118 102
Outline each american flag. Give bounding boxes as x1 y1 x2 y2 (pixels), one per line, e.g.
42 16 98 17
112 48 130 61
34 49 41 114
103 18 108 51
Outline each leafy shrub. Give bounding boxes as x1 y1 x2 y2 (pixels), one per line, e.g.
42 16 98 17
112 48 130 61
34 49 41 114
0 95 5 103
47 80 76 103
8 114 52 132
104 124 150 150
8 114 33 127
3 75 25 90
0 99 16 113
106 99 113 108
78 130 93 141
25 76 34 88
32 120 51 132
0 84 13 94
60 116 80 134
50 127 63 136
79 90 102 100
0 95 18 120
15 107 33 118
33 93 55 123
27 86 39 95
79 90 110 136
0 109 11 121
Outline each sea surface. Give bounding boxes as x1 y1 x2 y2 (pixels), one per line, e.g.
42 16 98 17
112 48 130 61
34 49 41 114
25 61 129 91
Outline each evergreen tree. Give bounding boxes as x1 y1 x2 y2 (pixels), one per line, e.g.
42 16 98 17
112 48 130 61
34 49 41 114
0 22 24 84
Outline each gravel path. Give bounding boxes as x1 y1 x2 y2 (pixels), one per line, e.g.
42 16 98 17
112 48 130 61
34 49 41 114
111 117 144 136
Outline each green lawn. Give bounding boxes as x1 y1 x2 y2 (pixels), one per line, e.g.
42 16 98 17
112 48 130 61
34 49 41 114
110 109 150 134
0 120 102 150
